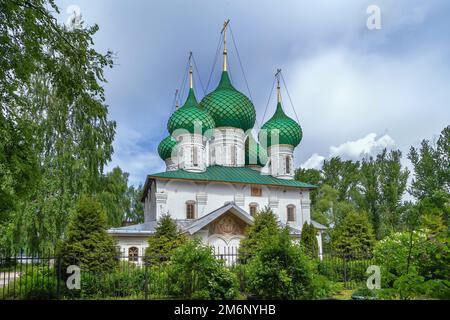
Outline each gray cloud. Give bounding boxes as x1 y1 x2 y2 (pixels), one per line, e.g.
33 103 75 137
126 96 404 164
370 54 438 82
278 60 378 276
55 0 450 186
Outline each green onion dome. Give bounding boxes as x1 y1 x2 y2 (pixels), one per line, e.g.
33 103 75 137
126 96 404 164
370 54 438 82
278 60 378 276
245 135 268 167
167 89 215 136
199 72 256 131
259 102 302 148
158 135 177 160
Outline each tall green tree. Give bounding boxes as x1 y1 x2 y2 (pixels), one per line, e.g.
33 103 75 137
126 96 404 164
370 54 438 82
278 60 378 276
408 126 450 201
331 210 375 257
0 1 115 252
57 196 118 275
127 184 145 224
377 149 409 234
322 157 360 202
295 168 322 205
98 167 130 227
300 222 319 258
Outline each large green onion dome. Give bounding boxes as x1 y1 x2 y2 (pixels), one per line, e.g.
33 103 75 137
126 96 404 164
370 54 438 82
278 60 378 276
167 88 215 136
245 134 268 167
259 102 302 148
158 135 177 160
199 72 256 131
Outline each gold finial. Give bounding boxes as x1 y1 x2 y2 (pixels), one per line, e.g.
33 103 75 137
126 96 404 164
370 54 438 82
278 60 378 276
175 89 179 110
188 51 193 89
221 19 230 72
276 69 282 103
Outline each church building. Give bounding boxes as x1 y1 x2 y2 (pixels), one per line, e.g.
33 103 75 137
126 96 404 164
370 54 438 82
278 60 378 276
108 22 326 262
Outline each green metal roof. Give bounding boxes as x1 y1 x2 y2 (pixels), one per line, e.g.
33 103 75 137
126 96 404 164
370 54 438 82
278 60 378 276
157 136 177 160
167 89 215 135
199 72 256 131
260 102 302 148
147 165 316 189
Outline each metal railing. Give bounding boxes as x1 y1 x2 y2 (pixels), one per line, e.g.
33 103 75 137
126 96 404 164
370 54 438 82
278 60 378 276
0 249 373 299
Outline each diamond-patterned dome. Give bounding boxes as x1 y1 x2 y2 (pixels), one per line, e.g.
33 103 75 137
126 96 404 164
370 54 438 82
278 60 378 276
245 134 268 167
200 72 256 131
158 136 177 160
259 102 302 148
167 89 215 136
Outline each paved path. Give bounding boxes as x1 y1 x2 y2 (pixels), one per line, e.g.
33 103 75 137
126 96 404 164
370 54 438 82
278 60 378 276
0 272 21 287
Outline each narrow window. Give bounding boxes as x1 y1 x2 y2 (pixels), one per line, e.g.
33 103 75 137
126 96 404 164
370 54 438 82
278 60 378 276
192 146 198 167
186 201 196 219
128 247 139 262
286 156 291 174
249 203 258 216
287 205 296 222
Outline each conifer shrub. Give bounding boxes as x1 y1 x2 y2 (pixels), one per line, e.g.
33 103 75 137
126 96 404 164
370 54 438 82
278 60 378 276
145 214 187 264
57 196 118 278
300 222 319 258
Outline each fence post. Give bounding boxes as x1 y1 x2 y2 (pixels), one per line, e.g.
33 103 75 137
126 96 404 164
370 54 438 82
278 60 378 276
56 256 61 300
343 254 348 289
144 255 149 300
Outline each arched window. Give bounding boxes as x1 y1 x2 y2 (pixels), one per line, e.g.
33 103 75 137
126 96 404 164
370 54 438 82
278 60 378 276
285 156 291 174
128 247 139 262
287 205 296 222
186 201 196 219
249 203 258 217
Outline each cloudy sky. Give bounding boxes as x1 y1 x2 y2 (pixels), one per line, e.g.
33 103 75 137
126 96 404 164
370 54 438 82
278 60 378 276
56 0 450 186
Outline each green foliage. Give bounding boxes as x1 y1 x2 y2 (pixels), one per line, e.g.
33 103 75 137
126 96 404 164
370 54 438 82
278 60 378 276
331 210 375 257
239 207 280 260
127 184 145 224
57 196 118 275
300 222 319 258
246 228 315 299
294 168 321 205
145 214 187 264
166 239 239 299
98 167 131 227
374 229 450 293
322 157 360 202
408 126 449 201
0 0 116 252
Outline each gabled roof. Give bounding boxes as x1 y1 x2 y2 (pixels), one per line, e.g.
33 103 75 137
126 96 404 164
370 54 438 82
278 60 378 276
184 202 253 235
142 165 317 200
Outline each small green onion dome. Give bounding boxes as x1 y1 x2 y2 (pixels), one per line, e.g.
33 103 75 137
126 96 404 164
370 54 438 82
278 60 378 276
158 135 177 160
259 102 302 148
245 135 268 167
200 72 256 131
167 88 215 136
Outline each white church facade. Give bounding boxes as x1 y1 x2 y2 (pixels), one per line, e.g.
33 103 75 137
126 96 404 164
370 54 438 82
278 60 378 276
108 23 326 261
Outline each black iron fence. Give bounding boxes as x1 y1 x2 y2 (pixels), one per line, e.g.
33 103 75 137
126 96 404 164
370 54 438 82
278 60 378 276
0 249 373 300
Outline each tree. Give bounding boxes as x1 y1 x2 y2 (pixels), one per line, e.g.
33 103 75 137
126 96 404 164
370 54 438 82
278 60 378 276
127 184 145 224
145 214 187 263
98 167 131 227
322 157 361 202
0 1 115 252
408 126 450 201
57 196 118 275
377 149 409 235
300 222 319 258
331 210 375 257
295 168 322 205
247 227 315 299
239 207 280 260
